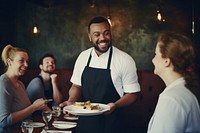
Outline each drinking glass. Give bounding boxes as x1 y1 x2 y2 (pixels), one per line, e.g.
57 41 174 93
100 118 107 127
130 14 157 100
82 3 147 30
52 104 61 120
42 110 52 130
21 119 33 133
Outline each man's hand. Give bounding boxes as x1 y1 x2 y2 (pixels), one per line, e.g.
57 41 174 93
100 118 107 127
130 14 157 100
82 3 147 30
50 74 58 84
59 100 74 107
104 102 117 115
59 100 75 114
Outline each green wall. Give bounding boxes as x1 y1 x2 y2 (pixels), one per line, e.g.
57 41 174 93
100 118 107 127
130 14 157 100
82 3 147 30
0 0 196 70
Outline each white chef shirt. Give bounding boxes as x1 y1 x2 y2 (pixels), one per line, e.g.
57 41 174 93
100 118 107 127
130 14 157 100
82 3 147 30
148 78 200 133
71 46 140 97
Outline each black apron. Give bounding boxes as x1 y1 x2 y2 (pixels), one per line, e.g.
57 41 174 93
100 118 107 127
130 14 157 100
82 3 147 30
75 47 124 133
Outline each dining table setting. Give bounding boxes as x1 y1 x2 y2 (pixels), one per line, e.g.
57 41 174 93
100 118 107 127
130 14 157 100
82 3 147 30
12 101 110 133
13 105 78 133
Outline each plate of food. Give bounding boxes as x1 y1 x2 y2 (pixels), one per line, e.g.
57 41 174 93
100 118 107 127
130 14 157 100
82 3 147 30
63 101 110 116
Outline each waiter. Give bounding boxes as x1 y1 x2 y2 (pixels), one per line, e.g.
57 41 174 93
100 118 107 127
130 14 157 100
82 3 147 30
60 16 140 133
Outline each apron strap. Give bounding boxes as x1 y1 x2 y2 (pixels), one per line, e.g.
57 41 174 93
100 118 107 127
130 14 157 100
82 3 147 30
107 46 112 69
87 54 92 67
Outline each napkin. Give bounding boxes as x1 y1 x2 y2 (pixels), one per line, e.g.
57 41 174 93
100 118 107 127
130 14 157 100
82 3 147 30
41 129 72 133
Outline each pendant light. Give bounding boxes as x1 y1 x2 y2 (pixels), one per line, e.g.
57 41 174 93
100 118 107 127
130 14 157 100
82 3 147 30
32 4 40 34
107 0 112 26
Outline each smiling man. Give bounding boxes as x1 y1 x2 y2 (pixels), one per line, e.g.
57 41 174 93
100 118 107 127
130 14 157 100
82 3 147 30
60 16 140 133
26 53 62 109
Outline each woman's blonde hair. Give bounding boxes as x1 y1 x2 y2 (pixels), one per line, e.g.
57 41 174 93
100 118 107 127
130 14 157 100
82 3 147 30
1 44 27 67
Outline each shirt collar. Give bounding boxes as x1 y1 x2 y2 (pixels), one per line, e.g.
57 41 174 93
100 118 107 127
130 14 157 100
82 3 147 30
162 77 185 94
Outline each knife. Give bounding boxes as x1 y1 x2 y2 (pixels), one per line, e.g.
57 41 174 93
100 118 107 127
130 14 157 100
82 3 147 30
45 130 72 133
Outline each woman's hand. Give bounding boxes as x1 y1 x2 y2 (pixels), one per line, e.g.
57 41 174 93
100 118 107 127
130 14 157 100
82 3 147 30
32 98 48 111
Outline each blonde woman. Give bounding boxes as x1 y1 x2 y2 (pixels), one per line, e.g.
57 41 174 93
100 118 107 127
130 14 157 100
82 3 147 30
0 44 48 132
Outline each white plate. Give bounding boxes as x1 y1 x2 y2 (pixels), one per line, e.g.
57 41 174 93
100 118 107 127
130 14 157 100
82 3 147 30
41 129 72 133
64 116 79 121
53 123 77 129
30 122 45 128
52 121 77 125
63 103 110 116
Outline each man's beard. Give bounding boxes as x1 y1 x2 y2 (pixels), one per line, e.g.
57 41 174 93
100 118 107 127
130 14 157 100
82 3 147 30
93 40 112 53
42 69 54 74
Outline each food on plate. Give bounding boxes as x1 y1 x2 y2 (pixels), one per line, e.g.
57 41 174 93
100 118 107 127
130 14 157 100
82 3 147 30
74 101 99 110
74 102 85 106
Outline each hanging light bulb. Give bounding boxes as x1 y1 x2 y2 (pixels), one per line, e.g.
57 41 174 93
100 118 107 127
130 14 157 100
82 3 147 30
156 0 165 23
107 15 112 27
32 4 40 35
33 26 38 34
107 0 112 27
32 23 40 34
191 0 195 34
157 9 162 21
156 7 165 23
192 21 194 34
90 0 95 8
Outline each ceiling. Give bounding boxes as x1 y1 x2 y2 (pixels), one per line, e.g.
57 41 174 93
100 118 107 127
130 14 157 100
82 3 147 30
28 0 72 7
28 0 101 8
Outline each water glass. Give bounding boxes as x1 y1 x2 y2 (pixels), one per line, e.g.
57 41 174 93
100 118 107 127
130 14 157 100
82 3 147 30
52 104 61 120
21 119 33 133
42 110 52 130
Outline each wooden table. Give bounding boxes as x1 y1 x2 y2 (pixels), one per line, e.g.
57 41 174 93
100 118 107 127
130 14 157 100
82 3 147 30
13 113 77 133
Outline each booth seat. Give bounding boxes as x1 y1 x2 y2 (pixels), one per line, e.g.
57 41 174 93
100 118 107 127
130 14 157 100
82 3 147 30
0 69 165 133
123 71 165 133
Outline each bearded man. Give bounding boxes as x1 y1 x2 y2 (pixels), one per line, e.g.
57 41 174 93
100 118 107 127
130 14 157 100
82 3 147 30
26 53 62 109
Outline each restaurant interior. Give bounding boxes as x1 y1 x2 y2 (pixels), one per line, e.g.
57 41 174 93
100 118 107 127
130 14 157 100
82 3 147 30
0 0 200 133
0 0 200 72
